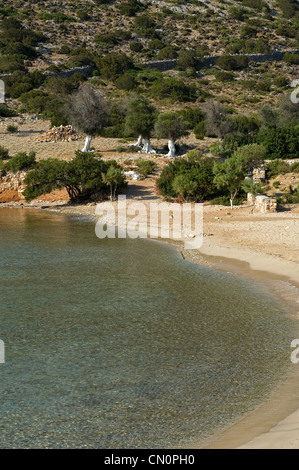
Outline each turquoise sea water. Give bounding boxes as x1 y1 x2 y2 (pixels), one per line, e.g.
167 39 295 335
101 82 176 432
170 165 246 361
0 208 293 448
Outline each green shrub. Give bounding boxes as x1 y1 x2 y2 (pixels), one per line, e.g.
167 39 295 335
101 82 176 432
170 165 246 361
258 127 299 159
130 41 143 52
277 185 299 205
0 146 9 160
176 50 198 70
157 153 218 202
133 14 157 38
23 152 125 202
0 18 45 51
265 159 290 178
290 161 299 173
77 9 90 21
216 55 248 71
30 70 45 88
135 158 157 178
240 25 258 38
193 121 205 139
210 133 255 158
19 90 67 127
0 7 15 17
117 0 143 17
277 0 298 19
95 32 119 46
242 0 268 10
6 124 18 133
256 79 272 93
242 39 270 54
67 54 95 68
137 68 162 84
148 39 165 50
273 76 288 88
0 105 16 117
44 76 76 95
176 107 205 129
229 6 247 21
209 194 246 206
59 45 71 54
100 101 126 138
114 74 137 91
150 77 198 102
157 46 178 60
283 52 299 65
0 55 25 73
96 53 134 79
232 115 260 134
133 14 155 30
185 149 203 159
214 70 235 82
276 23 297 38
5 151 36 172
2 71 35 98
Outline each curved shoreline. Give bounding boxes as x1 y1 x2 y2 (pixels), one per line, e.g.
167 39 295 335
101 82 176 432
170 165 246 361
183 249 299 449
1 202 299 449
66 202 299 449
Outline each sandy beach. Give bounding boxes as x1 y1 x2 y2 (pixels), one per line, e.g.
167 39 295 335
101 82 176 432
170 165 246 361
183 207 299 449
1 163 299 449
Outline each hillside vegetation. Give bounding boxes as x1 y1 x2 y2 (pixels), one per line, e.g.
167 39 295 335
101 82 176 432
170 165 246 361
0 0 298 206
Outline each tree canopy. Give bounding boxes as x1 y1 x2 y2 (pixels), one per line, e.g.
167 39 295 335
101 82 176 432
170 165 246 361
67 83 107 137
155 112 187 141
125 96 157 139
213 153 248 208
24 151 125 202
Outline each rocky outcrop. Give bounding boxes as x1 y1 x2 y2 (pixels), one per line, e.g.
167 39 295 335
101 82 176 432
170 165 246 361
0 171 26 202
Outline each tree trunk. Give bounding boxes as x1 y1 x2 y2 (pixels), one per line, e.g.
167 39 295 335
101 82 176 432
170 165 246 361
166 139 176 158
141 138 156 154
113 183 117 201
82 135 92 152
230 198 233 209
129 135 143 147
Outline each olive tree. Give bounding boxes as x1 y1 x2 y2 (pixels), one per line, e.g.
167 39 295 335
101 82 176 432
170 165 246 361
67 83 107 152
125 96 157 153
203 100 233 139
155 112 187 158
234 143 266 173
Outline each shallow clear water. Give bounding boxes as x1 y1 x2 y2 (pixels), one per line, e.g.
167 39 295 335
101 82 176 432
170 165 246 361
0 208 293 448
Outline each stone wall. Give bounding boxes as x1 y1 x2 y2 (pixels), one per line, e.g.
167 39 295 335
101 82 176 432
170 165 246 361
247 193 277 213
42 65 95 79
143 49 298 72
0 50 297 79
0 65 95 81
253 166 266 183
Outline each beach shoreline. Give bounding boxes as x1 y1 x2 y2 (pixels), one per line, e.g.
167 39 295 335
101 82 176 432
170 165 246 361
1 200 299 449
184 250 299 449
151 228 299 449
